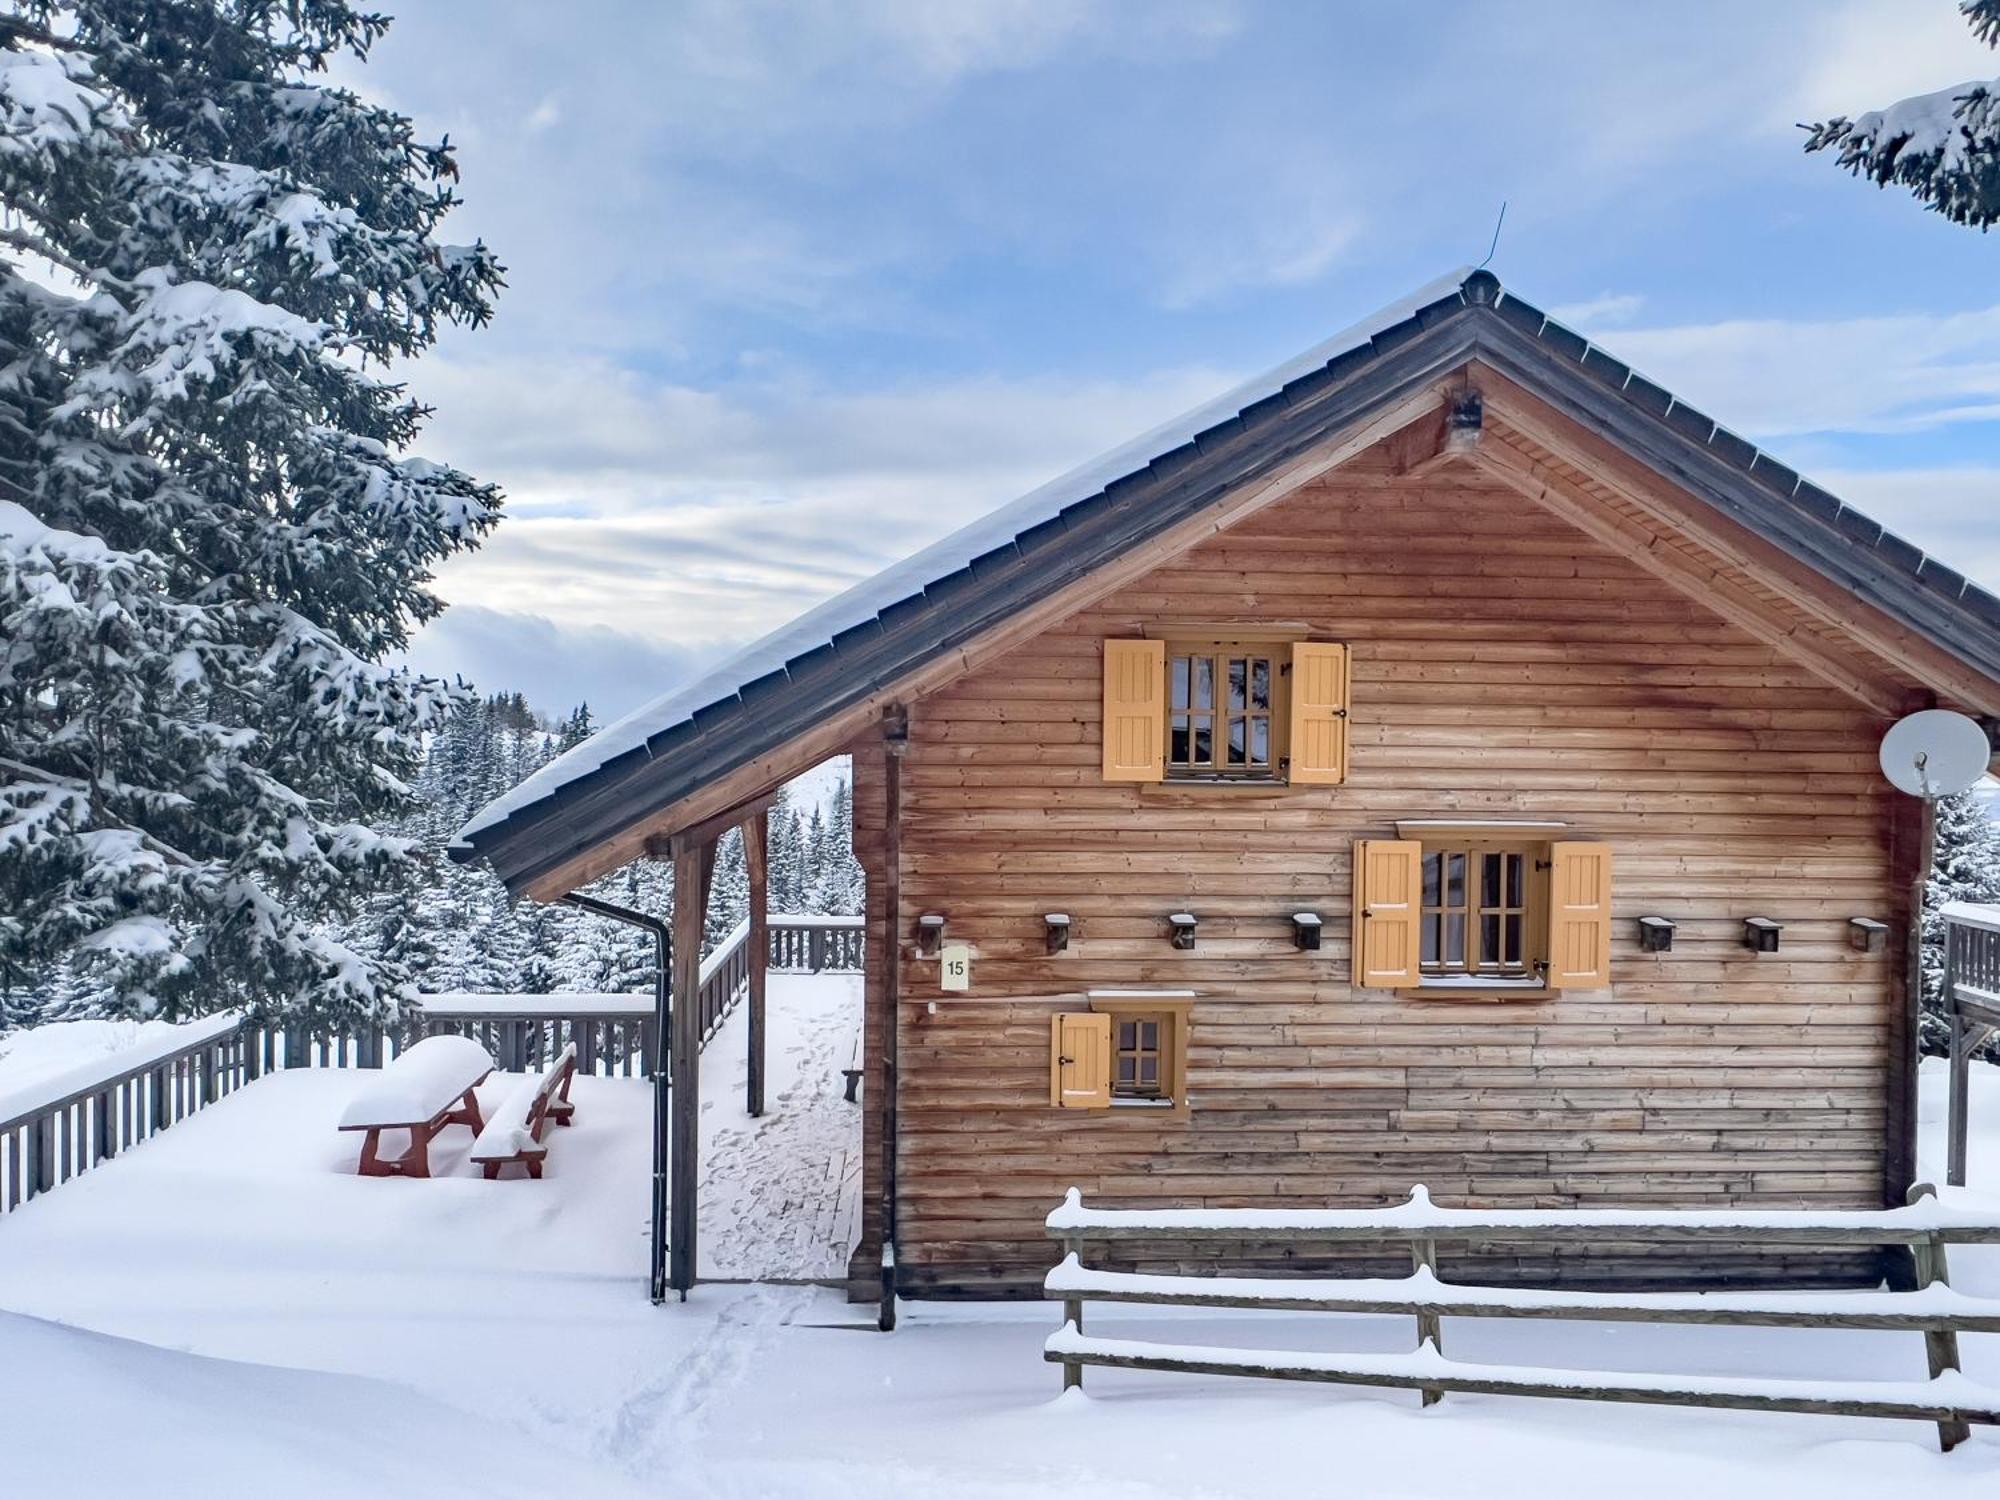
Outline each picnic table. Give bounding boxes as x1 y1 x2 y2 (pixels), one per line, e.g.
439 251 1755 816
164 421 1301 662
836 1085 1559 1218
337 1035 494 1178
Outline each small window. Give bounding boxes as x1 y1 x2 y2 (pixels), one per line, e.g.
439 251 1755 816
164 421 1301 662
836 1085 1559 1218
1051 995 1192 1114
1112 1015 1167 1100
1167 642 1285 780
1420 846 1534 979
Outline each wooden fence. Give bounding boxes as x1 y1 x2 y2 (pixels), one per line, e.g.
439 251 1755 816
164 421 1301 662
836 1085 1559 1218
0 914 863 1218
1045 1184 2000 1450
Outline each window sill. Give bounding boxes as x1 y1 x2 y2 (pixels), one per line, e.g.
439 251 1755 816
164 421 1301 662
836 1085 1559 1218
1110 1096 1176 1110
1402 978 1552 1002
1145 778 1291 797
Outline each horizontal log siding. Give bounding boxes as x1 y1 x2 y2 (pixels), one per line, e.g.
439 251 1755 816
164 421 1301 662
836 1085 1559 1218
875 458 1903 1298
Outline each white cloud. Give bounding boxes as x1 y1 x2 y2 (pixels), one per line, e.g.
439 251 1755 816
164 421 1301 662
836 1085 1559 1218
1590 303 2000 437
1786 0 1999 125
525 95 560 133
409 353 1237 650
1549 292 1646 329
403 605 719 720
1814 466 2000 591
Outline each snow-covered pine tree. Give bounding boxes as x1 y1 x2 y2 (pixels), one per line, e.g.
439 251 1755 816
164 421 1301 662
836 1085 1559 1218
1923 787 2000 1055
1804 1 2000 229
0 2 502 1027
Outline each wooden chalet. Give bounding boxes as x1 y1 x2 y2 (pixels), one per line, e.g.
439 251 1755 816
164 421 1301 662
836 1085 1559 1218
453 268 2000 1310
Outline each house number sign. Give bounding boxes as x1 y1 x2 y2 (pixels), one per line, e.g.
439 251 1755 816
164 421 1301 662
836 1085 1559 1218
939 942 971 992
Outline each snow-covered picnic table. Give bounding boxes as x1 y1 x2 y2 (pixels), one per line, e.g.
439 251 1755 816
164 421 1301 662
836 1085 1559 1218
337 1035 494 1178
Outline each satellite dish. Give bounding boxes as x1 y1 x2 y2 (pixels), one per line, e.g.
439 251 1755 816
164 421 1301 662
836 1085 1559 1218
1879 710 1990 800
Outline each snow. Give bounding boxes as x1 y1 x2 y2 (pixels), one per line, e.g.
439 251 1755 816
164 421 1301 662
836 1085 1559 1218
1047 1180 2000 1237
699 972 863 1279
0 1012 240 1123
455 268 1473 846
1 1037 1998 1496
336 1034 494 1129
414 991 654 1015
1843 79 1997 175
1046 1322 2000 1412
1046 1256 2000 1321
0 1308 656 1500
469 1074 552 1162
1942 900 2000 934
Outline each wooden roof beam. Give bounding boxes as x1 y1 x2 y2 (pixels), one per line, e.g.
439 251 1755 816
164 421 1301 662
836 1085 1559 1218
1476 367 2000 715
1470 438 1907 719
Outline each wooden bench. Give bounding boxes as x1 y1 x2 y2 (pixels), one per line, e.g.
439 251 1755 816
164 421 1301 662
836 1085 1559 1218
469 1043 578 1181
337 1035 493 1178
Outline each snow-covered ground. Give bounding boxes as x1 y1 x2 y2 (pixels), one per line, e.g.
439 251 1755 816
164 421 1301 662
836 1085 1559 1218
2 1021 2000 1497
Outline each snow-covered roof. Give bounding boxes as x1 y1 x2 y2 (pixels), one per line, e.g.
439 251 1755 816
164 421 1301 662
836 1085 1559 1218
455 266 2000 894
455 268 1472 845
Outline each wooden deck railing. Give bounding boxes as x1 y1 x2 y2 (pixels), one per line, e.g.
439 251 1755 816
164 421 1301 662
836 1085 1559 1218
0 914 863 1218
1945 903 2000 1187
1045 1184 2000 1450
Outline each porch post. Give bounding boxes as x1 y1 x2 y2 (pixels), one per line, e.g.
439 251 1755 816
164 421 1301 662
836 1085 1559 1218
745 809 769 1119
669 833 715 1299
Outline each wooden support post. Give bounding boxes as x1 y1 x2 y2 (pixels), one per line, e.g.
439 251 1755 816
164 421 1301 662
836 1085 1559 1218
1882 791 1932 1245
1950 1016 1974 1190
1908 1183 1972 1451
669 835 715 1300
26 1116 51 1201
745 809 769 1119
1414 1237 1443 1407
1063 1231 1085 1392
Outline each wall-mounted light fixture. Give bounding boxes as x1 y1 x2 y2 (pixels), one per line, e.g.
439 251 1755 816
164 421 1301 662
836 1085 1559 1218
1637 916 1676 954
1292 912 1323 951
1444 388 1484 457
1044 913 1072 955
916 913 947 957
1847 917 1888 954
1168 912 1198 951
1743 916 1783 954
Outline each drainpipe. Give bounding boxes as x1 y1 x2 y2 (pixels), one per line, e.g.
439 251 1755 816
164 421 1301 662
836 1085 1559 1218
879 707 908 1331
562 890 672 1305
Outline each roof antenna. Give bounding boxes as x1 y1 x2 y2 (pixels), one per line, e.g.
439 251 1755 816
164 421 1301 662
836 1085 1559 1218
1474 200 1508 272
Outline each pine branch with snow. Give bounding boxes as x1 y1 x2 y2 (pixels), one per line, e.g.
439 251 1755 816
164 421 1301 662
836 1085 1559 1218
0 2 502 1027
1804 1 2000 229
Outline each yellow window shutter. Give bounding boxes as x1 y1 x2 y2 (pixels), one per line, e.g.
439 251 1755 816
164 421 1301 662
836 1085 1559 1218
1351 839 1422 988
1101 638 1165 782
1546 841 1614 989
1289 642 1350 785
1050 1012 1112 1108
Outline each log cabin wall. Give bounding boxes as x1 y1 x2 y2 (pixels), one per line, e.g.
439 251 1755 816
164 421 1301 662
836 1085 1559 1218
849 447 1905 1300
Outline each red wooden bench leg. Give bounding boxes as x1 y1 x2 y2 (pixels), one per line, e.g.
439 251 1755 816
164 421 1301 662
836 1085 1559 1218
482 1161 501 1181
357 1129 388 1177
443 1087 485 1135
527 1158 543 1180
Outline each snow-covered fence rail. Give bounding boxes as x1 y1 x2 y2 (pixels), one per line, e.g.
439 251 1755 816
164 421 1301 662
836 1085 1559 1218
0 1015 256 1215
1945 903 2000 1187
1044 1185 2000 1450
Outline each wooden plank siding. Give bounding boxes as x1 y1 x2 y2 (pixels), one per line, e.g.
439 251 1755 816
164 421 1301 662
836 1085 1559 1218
848 448 1914 1301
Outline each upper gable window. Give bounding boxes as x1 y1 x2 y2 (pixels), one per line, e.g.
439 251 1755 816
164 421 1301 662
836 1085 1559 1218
1101 638 1349 786
1168 642 1284 780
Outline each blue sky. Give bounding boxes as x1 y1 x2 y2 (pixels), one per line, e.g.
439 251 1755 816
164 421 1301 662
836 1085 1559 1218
360 0 2000 719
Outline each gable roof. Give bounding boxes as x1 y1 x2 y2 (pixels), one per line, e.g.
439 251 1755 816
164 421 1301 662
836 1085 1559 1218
456 268 2000 896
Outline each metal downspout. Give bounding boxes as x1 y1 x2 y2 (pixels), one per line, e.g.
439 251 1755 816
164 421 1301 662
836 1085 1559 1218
561 891 672 1305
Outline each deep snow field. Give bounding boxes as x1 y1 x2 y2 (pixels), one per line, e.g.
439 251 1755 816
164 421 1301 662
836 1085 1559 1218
2 997 1999 1499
